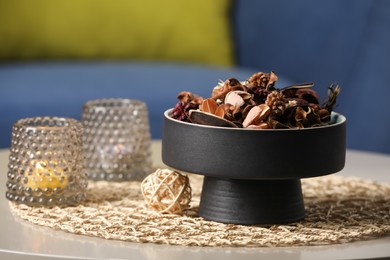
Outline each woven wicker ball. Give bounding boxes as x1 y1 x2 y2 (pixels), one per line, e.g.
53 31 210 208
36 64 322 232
141 168 192 214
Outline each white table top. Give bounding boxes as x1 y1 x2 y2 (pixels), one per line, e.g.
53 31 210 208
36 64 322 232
1 141 389 260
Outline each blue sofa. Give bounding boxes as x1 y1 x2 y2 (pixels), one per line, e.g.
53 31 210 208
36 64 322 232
1 0 390 154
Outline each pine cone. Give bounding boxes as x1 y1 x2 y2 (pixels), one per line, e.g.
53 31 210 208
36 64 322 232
247 71 278 90
266 90 286 118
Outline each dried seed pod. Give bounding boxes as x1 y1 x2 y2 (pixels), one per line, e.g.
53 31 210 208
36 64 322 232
242 104 271 128
224 91 247 116
211 78 245 100
189 110 238 128
214 106 225 118
322 84 341 112
200 98 225 118
281 83 314 98
170 71 340 130
281 83 315 91
225 91 245 109
200 98 219 114
296 88 319 104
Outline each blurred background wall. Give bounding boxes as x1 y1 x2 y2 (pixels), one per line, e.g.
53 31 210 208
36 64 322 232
1 0 389 153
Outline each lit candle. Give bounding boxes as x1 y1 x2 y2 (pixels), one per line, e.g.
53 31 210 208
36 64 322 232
24 160 68 190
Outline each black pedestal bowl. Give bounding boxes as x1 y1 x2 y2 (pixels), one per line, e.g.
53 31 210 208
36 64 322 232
162 109 346 225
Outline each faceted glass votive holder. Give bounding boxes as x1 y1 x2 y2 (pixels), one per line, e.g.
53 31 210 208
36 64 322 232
6 117 88 206
82 98 152 181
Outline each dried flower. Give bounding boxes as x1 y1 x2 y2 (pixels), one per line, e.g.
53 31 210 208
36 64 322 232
171 71 340 130
171 91 202 122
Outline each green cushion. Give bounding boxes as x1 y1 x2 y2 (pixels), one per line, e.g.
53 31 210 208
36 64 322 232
0 0 233 66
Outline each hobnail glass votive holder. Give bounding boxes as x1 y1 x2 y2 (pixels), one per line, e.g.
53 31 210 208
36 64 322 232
6 117 88 206
82 98 152 181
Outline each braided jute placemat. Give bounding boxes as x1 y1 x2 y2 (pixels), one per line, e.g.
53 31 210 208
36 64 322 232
9 174 390 247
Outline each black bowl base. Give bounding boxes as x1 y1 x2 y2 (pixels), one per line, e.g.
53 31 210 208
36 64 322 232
198 177 305 225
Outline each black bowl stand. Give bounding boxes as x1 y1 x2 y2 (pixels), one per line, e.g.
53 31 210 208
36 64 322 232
198 177 305 225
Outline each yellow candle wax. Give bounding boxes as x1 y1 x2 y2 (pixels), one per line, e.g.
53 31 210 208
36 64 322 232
24 161 68 190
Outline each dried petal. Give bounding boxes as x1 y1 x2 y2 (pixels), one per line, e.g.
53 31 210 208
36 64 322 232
257 104 271 121
225 91 245 108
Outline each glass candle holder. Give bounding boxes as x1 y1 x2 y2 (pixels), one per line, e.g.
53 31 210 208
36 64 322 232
6 117 88 206
82 99 152 181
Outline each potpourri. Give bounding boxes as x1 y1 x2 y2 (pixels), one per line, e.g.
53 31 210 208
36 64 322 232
171 71 340 129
